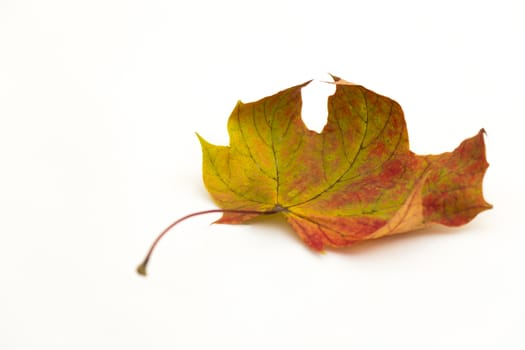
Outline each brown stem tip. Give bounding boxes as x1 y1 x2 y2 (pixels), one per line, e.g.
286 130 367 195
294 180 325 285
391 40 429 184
136 258 149 276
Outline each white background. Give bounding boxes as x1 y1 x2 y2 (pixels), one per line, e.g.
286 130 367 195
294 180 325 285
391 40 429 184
1 1 524 349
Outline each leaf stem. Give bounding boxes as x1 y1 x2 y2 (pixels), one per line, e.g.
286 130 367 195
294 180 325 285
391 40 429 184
136 208 279 276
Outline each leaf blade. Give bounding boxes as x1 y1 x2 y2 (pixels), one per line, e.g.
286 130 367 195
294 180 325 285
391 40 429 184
198 77 491 249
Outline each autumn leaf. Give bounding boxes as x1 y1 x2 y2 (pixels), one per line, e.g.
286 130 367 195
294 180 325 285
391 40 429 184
136 76 492 276
197 76 492 251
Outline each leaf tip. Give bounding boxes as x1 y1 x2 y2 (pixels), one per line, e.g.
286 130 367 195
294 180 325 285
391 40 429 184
328 73 341 82
195 132 210 147
327 73 359 86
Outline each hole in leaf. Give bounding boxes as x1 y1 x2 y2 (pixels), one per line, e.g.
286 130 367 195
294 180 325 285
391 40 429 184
300 76 336 133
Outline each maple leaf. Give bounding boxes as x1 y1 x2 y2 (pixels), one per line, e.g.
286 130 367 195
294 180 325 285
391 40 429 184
197 76 492 251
